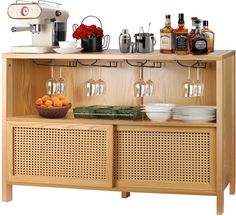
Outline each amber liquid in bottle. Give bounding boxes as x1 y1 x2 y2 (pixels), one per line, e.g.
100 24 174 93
188 17 198 54
174 13 189 55
160 14 174 53
201 20 215 52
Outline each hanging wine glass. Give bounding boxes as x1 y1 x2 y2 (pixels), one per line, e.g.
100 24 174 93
84 67 96 96
145 69 155 96
183 67 195 97
134 66 145 97
96 67 106 96
194 68 204 96
46 65 57 95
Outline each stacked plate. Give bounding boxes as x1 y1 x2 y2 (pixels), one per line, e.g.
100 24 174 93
142 103 176 122
173 106 216 122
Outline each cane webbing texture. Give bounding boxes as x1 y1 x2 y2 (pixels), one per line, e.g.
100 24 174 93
114 130 212 184
13 127 107 180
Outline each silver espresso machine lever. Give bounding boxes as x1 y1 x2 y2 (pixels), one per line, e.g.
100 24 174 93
11 24 41 33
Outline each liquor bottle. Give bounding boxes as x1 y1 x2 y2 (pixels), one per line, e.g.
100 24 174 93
174 13 188 55
160 14 174 53
201 20 215 52
188 17 198 54
191 19 208 55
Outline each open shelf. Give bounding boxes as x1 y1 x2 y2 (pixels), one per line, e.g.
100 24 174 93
6 114 217 127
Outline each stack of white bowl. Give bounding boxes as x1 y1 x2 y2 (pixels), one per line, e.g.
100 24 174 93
173 106 216 122
141 103 176 122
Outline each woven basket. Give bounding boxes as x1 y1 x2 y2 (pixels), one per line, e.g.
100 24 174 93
35 103 72 118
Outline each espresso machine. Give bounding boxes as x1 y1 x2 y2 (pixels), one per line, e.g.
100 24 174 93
8 0 69 53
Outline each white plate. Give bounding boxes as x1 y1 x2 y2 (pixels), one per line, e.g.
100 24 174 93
53 48 83 54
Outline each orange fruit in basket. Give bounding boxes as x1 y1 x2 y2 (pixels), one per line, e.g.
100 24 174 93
42 95 51 102
35 98 43 105
40 104 47 108
51 96 59 102
45 100 53 107
58 94 66 100
61 99 70 106
53 100 63 107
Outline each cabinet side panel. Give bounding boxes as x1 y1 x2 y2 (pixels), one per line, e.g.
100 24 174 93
222 54 235 192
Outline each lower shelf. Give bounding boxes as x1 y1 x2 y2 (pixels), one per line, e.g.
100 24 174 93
6 119 216 194
6 114 217 127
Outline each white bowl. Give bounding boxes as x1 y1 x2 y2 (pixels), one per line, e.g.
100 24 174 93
58 41 79 49
146 112 171 122
144 103 175 109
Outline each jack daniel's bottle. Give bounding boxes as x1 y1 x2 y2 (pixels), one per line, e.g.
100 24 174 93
174 13 188 55
191 19 208 55
160 14 174 53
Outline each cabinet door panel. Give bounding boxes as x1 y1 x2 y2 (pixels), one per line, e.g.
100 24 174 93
114 126 216 192
7 121 113 188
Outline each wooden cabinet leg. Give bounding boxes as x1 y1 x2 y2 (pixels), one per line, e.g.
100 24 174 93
121 192 130 198
2 183 12 202
216 192 224 215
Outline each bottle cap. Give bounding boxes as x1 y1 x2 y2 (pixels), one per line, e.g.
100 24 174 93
122 29 129 34
178 13 184 20
203 20 208 26
194 19 201 24
191 17 198 21
166 14 171 19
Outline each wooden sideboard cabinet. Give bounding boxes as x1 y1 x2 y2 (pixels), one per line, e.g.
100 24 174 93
2 50 235 215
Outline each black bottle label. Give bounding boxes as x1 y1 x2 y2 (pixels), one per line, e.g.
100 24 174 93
192 39 208 54
175 34 188 50
195 40 207 50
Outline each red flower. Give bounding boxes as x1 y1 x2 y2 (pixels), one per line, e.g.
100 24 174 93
79 24 87 31
95 27 103 37
72 30 79 39
72 23 104 40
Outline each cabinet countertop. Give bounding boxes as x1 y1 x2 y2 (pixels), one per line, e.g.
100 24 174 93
2 49 235 60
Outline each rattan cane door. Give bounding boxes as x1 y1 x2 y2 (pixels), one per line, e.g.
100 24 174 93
114 126 216 192
7 121 113 188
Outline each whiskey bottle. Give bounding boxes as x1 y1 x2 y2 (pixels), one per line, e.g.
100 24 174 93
174 13 188 55
188 17 198 54
191 19 208 55
160 14 174 53
201 20 215 52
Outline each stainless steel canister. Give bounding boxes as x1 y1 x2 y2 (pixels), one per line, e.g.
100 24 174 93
119 29 131 53
134 33 156 53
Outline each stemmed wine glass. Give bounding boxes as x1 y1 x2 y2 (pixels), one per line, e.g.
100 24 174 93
46 65 57 95
84 67 96 96
134 66 145 97
56 66 65 94
95 67 106 96
145 69 155 96
194 68 204 96
183 67 195 97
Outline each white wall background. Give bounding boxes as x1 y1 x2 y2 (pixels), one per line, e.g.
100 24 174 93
0 0 236 216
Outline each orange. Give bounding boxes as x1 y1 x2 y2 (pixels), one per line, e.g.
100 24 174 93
53 100 63 107
61 99 70 106
35 98 43 105
45 100 53 107
51 96 59 102
42 95 51 102
58 94 66 100
40 104 47 108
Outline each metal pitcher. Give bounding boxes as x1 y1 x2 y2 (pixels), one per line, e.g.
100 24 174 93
134 31 156 53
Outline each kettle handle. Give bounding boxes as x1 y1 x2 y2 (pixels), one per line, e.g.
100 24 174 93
102 35 110 50
72 23 79 32
153 37 157 45
81 15 103 29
